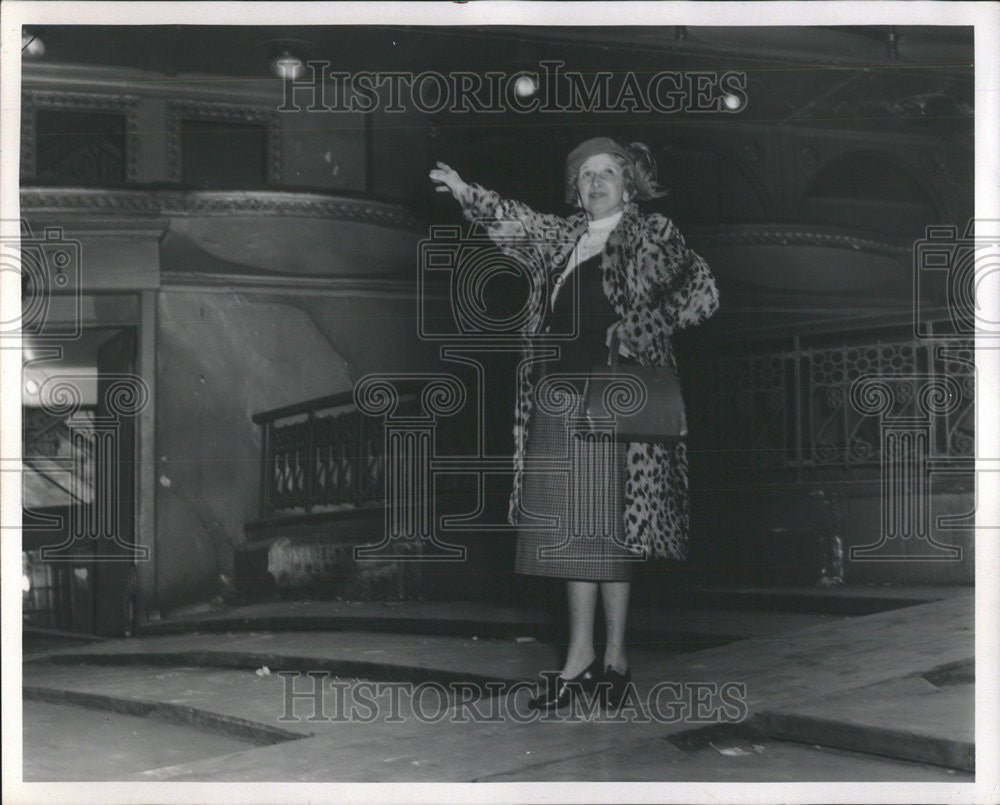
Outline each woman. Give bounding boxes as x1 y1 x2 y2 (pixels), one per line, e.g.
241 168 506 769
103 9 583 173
430 137 718 710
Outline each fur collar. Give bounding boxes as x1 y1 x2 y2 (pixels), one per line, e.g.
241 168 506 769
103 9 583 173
598 202 643 315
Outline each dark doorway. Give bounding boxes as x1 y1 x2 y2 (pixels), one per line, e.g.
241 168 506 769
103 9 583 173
23 327 139 637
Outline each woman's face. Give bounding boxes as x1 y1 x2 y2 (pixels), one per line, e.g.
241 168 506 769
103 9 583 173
577 153 628 219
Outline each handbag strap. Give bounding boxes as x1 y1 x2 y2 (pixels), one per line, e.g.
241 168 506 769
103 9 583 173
608 328 621 370
583 327 620 418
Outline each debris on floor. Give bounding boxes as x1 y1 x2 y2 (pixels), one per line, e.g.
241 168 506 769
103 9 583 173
710 741 766 757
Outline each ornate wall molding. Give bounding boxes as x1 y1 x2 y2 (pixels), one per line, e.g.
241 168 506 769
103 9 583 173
165 99 282 184
160 271 425 298
19 188 425 233
21 90 141 182
687 223 912 260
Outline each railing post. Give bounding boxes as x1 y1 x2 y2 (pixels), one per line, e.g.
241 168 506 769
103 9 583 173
304 411 316 514
258 419 272 519
792 335 803 483
354 410 365 507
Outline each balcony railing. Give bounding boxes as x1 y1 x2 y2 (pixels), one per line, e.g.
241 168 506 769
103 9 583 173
685 329 974 485
253 327 973 522
253 383 422 520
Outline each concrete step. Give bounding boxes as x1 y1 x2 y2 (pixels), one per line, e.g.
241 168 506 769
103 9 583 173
23 627 109 658
481 731 971 782
139 587 958 643
755 675 974 772
24 661 973 782
26 630 558 687
23 677 304 745
22 593 974 781
21 659 744 783
30 593 974 708
195 585 953 629
23 662 467 741
23 660 974 782
138 602 828 649
23 698 259 783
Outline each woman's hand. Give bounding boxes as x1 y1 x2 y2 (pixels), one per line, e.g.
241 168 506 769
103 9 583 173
429 162 469 200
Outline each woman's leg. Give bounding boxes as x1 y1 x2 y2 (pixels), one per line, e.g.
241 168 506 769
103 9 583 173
600 581 631 672
563 580 599 677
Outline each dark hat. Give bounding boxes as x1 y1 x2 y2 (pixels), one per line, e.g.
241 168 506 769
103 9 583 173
565 137 631 203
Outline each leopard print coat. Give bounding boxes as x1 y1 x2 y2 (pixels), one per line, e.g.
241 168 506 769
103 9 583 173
457 183 719 560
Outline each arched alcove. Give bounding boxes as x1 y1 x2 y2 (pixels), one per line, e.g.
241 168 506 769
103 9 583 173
651 144 770 225
801 151 942 237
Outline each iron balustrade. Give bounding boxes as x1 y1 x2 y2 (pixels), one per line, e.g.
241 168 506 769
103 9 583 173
253 383 422 519
684 331 974 485
253 329 974 516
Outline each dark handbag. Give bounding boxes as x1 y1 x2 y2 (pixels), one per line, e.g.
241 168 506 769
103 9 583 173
582 332 687 442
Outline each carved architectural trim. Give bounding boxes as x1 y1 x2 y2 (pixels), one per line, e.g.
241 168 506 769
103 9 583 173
687 224 911 259
21 90 141 182
19 187 425 233
160 272 427 299
21 189 918 253
165 99 282 184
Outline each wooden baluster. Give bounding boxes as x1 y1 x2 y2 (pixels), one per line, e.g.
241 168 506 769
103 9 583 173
354 410 365 506
304 411 316 513
258 419 272 519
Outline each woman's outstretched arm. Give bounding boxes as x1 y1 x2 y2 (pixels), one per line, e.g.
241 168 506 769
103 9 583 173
430 162 571 261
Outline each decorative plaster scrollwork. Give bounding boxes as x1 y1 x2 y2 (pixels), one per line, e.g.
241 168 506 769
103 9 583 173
19 187 425 233
687 224 911 259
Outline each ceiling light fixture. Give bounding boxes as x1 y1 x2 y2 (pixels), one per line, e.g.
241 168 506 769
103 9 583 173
513 74 538 98
272 50 304 81
22 30 45 58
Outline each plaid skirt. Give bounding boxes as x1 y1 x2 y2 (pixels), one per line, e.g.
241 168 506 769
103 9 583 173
515 379 637 581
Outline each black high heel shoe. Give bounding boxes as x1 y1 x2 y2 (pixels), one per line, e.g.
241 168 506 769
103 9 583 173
603 666 633 711
528 658 602 712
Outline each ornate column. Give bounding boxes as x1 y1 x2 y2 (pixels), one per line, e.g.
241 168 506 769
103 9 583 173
353 374 466 561
850 373 964 560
